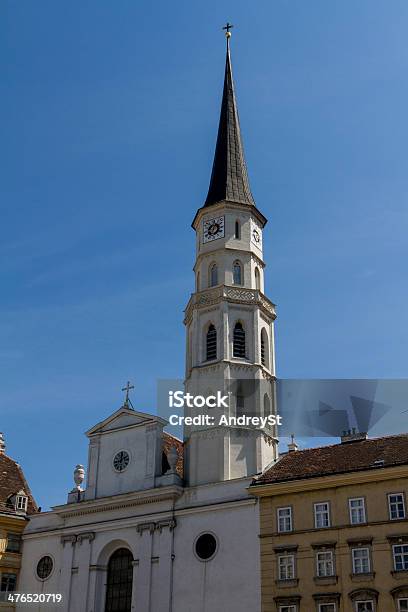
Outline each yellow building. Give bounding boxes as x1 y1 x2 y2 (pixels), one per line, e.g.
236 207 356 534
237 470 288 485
250 431 408 612
0 434 37 611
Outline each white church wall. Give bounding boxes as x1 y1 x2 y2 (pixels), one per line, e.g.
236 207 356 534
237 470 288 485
172 498 261 612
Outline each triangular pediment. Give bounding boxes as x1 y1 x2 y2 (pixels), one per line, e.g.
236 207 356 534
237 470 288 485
86 406 167 437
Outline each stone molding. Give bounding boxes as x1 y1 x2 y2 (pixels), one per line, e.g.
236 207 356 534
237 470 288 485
184 284 276 324
77 531 95 544
60 532 95 546
136 519 177 535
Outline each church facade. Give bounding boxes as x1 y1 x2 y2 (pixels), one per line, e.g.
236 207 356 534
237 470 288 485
18 32 278 612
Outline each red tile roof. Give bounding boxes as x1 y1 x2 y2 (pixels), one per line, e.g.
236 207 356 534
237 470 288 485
253 433 408 486
0 452 38 515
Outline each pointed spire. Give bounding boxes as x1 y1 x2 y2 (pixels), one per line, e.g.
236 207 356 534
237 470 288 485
204 28 255 208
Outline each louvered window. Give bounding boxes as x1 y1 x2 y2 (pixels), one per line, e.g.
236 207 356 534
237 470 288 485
233 322 246 358
206 325 217 361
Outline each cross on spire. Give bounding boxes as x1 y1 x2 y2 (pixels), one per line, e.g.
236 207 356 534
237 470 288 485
121 381 134 408
222 22 234 34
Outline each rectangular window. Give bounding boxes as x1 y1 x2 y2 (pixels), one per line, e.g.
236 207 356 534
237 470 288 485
277 507 292 533
278 554 295 581
279 606 296 612
355 602 374 612
314 502 330 528
316 550 334 577
398 599 408 612
318 605 336 612
352 547 370 574
389 493 406 520
393 544 408 571
0 573 17 593
349 498 366 524
5 533 21 553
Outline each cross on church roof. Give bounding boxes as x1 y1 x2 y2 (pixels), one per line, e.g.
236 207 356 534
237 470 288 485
121 381 134 408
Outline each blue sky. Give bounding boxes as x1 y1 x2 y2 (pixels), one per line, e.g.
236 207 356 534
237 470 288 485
2 1 408 509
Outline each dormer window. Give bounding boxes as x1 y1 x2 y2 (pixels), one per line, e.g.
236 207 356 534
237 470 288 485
16 494 28 512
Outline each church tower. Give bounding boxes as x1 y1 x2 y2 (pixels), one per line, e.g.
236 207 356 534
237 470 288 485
183 30 279 486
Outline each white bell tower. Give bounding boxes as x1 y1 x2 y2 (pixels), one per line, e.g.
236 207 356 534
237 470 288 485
183 31 278 487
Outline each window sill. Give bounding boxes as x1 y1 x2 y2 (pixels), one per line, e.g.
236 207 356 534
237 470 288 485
275 579 299 588
391 570 408 579
314 575 338 585
350 572 375 581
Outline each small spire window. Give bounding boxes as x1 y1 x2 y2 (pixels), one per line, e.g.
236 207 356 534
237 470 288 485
233 261 242 285
206 324 217 361
233 322 246 358
255 267 260 290
236 384 245 416
260 329 269 368
235 220 240 240
263 393 271 417
209 263 218 287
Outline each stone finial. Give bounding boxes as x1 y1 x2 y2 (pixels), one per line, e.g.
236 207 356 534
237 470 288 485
73 464 85 491
167 446 178 474
287 434 299 453
0 432 5 454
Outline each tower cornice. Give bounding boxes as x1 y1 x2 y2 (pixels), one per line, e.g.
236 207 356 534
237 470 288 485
192 199 267 231
183 284 276 326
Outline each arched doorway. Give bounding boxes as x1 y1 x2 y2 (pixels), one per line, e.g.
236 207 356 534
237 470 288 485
105 548 133 612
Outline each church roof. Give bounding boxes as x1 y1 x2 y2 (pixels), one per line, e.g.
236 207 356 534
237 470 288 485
252 433 408 486
204 37 255 209
0 451 38 516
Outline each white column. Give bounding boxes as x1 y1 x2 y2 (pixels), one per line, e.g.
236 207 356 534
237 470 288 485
153 520 176 612
59 535 76 612
133 523 155 612
73 532 94 612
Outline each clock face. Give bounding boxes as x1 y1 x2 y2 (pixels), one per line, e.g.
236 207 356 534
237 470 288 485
113 450 130 472
251 221 262 247
203 216 225 243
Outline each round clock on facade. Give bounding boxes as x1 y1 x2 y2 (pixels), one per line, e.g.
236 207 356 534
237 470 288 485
203 216 225 243
252 228 261 244
113 450 130 472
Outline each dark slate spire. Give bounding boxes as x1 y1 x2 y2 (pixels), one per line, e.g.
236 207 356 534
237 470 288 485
204 33 255 208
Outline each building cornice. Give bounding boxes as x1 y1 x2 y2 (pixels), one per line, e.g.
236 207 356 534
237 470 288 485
51 485 184 518
249 464 408 497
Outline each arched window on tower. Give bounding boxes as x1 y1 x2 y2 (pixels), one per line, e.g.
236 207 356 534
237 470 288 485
206 324 217 361
263 393 271 418
255 267 261 291
105 548 133 612
233 261 242 285
236 383 245 416
235 220 241 240
209 263 218 287
233 322 246 358
260 328 269 369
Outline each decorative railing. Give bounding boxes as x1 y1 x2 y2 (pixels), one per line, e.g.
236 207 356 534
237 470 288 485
184 285 276 323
